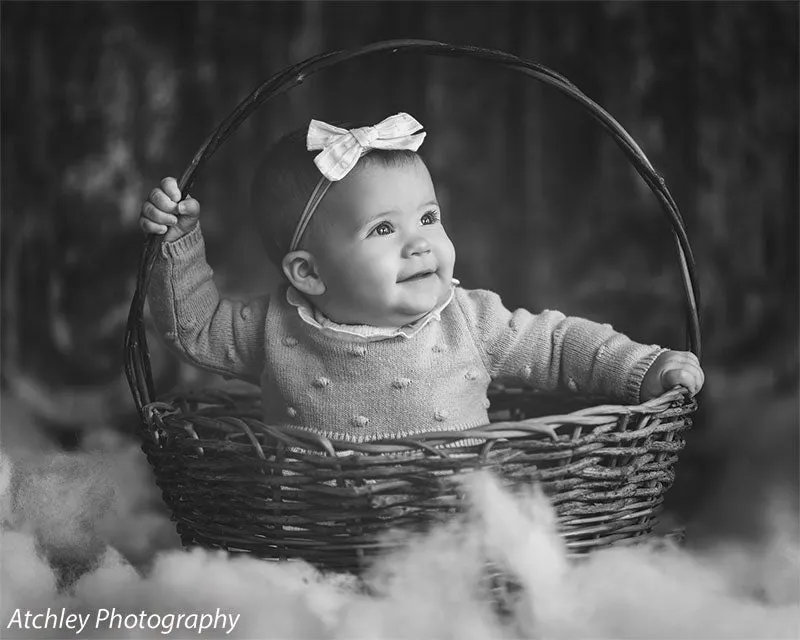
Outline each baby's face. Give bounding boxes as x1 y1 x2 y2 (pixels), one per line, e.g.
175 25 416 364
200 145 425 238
307 156 456 327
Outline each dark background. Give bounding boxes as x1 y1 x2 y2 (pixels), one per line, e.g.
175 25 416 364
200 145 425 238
1 0 797 479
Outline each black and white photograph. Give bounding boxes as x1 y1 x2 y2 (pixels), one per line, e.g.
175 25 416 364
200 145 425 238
1 2 798 638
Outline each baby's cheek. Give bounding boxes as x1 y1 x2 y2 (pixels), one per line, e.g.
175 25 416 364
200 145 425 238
340 253 380 282
436 236 456 272
360 248 400 280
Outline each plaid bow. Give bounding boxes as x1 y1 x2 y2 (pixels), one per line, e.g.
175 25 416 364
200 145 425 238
307 113 426 181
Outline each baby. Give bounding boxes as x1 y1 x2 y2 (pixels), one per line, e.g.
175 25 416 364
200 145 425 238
140 113 704 445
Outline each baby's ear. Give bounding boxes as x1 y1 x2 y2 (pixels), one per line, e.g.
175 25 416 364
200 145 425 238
282 251 326 296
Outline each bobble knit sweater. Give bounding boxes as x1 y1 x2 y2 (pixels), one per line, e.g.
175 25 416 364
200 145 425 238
149 226 665 443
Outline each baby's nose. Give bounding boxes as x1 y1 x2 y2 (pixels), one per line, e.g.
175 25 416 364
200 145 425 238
403 235 431 256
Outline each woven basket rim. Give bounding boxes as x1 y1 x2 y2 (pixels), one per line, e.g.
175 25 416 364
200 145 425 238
142 385 695 458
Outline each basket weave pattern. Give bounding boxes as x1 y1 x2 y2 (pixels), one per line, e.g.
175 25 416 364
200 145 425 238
142 385 694 572
125 40 701 573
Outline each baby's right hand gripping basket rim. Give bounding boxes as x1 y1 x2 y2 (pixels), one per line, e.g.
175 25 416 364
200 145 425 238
124 40 702 573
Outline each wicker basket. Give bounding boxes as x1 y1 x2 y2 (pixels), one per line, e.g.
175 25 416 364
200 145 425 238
124 40 702 574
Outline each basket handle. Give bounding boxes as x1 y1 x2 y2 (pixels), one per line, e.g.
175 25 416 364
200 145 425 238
124 39 702 417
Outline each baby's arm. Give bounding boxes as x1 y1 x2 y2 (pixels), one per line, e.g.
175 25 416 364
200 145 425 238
141 178 267 385
457 288 701 403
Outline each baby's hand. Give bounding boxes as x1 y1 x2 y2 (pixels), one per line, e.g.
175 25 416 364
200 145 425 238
640 350 704 401
139 177 200 243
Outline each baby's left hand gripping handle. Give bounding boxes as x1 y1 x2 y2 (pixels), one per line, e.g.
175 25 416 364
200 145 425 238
125 169 201 415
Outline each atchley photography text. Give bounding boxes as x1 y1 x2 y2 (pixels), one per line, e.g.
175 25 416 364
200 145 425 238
6 607 241 636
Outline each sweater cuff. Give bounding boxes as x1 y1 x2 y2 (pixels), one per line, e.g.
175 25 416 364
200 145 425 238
626 346 669 404
160 224 205 261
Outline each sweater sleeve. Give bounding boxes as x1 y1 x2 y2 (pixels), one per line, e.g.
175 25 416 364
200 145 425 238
147 225 268 385
455 288 665 404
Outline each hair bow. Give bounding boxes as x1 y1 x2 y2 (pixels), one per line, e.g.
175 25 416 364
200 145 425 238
306 113 426 181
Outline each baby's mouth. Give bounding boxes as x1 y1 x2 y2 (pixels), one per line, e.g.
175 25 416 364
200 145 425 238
398 269 437 283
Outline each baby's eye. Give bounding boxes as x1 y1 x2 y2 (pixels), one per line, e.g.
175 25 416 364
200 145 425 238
420 210 440 225
372 222 394 236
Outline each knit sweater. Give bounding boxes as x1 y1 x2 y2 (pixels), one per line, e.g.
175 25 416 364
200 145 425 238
149 226 665 443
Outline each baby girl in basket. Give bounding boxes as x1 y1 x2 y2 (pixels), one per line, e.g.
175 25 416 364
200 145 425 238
140 113 704 449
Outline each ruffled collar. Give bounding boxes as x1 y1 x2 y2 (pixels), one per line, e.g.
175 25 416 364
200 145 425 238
286 279 459 343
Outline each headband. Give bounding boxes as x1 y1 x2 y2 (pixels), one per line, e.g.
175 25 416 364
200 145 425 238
288 112 426 252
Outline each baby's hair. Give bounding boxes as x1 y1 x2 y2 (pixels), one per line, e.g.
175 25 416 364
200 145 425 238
250 125 421 267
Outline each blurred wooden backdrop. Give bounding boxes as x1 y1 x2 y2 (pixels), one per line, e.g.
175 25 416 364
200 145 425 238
1 1 797 434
